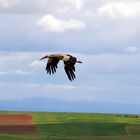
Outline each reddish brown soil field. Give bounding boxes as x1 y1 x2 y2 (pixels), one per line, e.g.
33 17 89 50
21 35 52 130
0 125 37 134
0 114 37 133
0 114 33 125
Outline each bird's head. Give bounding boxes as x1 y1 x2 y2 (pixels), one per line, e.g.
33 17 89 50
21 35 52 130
40 55 48 60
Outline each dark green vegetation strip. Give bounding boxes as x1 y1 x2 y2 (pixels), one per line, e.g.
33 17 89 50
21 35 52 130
37 122 126 136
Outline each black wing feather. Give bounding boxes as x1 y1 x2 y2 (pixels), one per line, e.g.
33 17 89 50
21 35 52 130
63 55 77 81
46 58 60 75
65 55 77 71
64 66 76 81
64 62 76 81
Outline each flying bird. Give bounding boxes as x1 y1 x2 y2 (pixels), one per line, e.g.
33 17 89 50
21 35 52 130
40 53 82 81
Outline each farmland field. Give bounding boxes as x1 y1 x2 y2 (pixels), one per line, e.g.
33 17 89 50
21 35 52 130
0 111 139 140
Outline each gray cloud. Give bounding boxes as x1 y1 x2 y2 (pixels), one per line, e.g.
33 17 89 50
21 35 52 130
0 0 86 15
0 0 140 54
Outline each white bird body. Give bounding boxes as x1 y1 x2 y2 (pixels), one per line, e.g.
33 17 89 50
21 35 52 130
40 53 82 81
62 55 70 62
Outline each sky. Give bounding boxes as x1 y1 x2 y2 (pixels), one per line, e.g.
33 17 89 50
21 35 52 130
0 0 140 113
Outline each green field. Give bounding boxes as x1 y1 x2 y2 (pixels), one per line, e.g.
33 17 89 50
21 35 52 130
0 111 140 140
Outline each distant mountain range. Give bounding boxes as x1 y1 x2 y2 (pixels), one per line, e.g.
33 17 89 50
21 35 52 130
0 97 139 114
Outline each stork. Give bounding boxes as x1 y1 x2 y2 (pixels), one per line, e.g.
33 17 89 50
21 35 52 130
40 53 82 81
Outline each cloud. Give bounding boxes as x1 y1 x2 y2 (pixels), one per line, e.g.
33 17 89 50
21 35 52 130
0 52 32 61
0 52 39 76
0 81 76 99
98 1 140 19
37 14 86 32
47 84 75 90
73 0 84 11
0 71 6 75
0 0 85 15
0 0 17 8
30 60 43 67
124 46 139 54
55 0 84 13
14 70 31 75
0 70 30 75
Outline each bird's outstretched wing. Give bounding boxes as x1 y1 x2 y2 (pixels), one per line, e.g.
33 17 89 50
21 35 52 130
46 57 60 74
65 55 77 70
64 61 76 81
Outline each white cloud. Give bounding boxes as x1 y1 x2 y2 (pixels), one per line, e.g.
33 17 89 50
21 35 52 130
0 52 32 61
0 52 39 75
0 70 30 75
124 46 139 54
0 71 6 75
74 0 84 11
47 0 84 13
21 83 39 88
30 60 43 67
98 1 140 19
47 84 75 90
56 0 84 13
0 0 17 8
37 14 86 32
14 70 31 75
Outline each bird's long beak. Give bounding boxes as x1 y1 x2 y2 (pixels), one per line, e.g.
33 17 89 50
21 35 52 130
40 55 48 60
77 60 82 63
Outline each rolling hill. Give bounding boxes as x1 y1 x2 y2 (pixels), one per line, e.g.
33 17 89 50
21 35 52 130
0 111 139 140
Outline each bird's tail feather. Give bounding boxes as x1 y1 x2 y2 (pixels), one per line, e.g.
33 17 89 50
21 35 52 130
77 60 82 63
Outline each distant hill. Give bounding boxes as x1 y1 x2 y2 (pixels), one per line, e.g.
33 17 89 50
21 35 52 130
0 97 139 114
